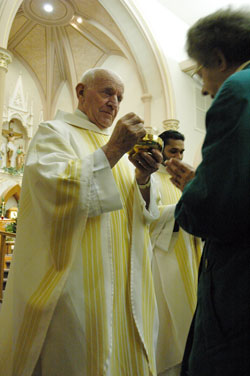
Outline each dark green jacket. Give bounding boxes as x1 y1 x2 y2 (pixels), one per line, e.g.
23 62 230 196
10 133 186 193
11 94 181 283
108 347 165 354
176 64 250 376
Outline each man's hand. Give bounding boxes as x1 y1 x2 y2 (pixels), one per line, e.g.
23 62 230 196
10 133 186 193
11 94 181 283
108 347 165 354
165 158 195 191
129 148 163 184
102 112 146 167
128 148 162 209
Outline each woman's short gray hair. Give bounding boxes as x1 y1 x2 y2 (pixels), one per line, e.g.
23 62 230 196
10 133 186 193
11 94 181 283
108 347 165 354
186 7 250 67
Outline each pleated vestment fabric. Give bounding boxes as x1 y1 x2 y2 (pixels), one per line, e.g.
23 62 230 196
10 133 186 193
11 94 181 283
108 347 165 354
0 111 159 376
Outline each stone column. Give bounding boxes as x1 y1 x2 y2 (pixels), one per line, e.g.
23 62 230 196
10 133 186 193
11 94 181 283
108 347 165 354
141 93 155 133
0 48 12 144
162 118 180 132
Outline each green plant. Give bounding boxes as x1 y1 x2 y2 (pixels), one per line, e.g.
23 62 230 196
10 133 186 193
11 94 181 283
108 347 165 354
3 166 24 175
5 218 17 233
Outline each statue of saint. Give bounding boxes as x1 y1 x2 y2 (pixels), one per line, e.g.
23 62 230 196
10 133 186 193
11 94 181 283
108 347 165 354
6 132 16 167
16 145 25 170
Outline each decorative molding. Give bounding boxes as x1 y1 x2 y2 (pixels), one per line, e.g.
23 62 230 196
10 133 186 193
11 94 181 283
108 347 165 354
162 118 180 131
0 48 12 72
141 93 152 103
179 58 196 76
180 58 203 87
10 72 26 110
3 72 34 139
22 0 75 27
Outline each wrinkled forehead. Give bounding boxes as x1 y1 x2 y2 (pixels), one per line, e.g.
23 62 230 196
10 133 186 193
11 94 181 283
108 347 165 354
92 72 124 92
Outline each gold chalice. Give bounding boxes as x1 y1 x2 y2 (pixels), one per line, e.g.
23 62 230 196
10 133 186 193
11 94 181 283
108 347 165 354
128 133 163 156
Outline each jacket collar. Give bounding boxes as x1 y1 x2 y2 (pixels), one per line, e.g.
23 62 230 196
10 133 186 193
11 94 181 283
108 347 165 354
236 60 250 72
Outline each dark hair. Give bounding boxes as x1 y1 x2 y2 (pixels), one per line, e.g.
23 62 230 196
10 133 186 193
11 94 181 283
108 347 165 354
159 130 185 147
186 7 250 67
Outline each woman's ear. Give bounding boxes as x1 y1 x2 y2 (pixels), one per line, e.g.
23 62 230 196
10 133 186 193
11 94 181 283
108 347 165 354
213 48 227 71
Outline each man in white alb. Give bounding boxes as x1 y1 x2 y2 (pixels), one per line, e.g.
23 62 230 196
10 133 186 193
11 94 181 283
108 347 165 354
0 68 168 376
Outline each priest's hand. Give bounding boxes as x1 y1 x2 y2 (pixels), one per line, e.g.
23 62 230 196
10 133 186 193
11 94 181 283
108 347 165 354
128 148 163 184
102 112 146 168
129 148 162 209
165 158 195 191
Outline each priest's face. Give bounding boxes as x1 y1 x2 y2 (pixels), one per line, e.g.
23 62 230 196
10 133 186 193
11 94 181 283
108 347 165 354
163 139 185 161
78 72 124 129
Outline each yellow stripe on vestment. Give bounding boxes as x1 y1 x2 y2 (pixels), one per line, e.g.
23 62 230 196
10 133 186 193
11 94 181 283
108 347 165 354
174 230 197 312
80 130 152 375
142 229 157 375
82 216 107 374
15 189 34 241
13 268 64 375
13 159 82 375
110 162 150 375
79 131 109 375
157 172 181 204
50 160 82 269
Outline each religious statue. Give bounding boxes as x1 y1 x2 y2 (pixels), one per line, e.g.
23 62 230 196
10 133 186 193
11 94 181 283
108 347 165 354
16 145 25 170
2 120 23 168
6 132 16 168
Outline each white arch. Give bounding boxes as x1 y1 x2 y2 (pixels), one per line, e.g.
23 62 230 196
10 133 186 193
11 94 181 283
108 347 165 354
0 0 23 48
99 0 176 120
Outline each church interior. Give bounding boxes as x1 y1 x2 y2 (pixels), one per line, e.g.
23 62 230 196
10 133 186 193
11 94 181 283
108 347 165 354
0 0 246 299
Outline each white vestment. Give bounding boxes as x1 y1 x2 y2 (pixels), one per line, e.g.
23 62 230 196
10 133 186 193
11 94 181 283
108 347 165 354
0 110 172 376
151 166 202 376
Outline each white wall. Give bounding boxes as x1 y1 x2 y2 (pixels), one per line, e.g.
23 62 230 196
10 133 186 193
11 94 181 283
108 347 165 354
131 0 206 164
158 0 250 26
54 82 74 117
166 56 205 164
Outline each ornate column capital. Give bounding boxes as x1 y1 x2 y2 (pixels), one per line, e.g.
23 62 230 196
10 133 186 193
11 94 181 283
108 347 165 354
141 93 152 103
162 118 180 131
0 48 12 72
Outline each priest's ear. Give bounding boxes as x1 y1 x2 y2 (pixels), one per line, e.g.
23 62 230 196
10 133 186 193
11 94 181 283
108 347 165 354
76 83 85 99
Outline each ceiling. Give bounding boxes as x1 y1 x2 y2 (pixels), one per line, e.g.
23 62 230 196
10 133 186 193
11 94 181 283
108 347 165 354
9 0 249 121
7 0 131 117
